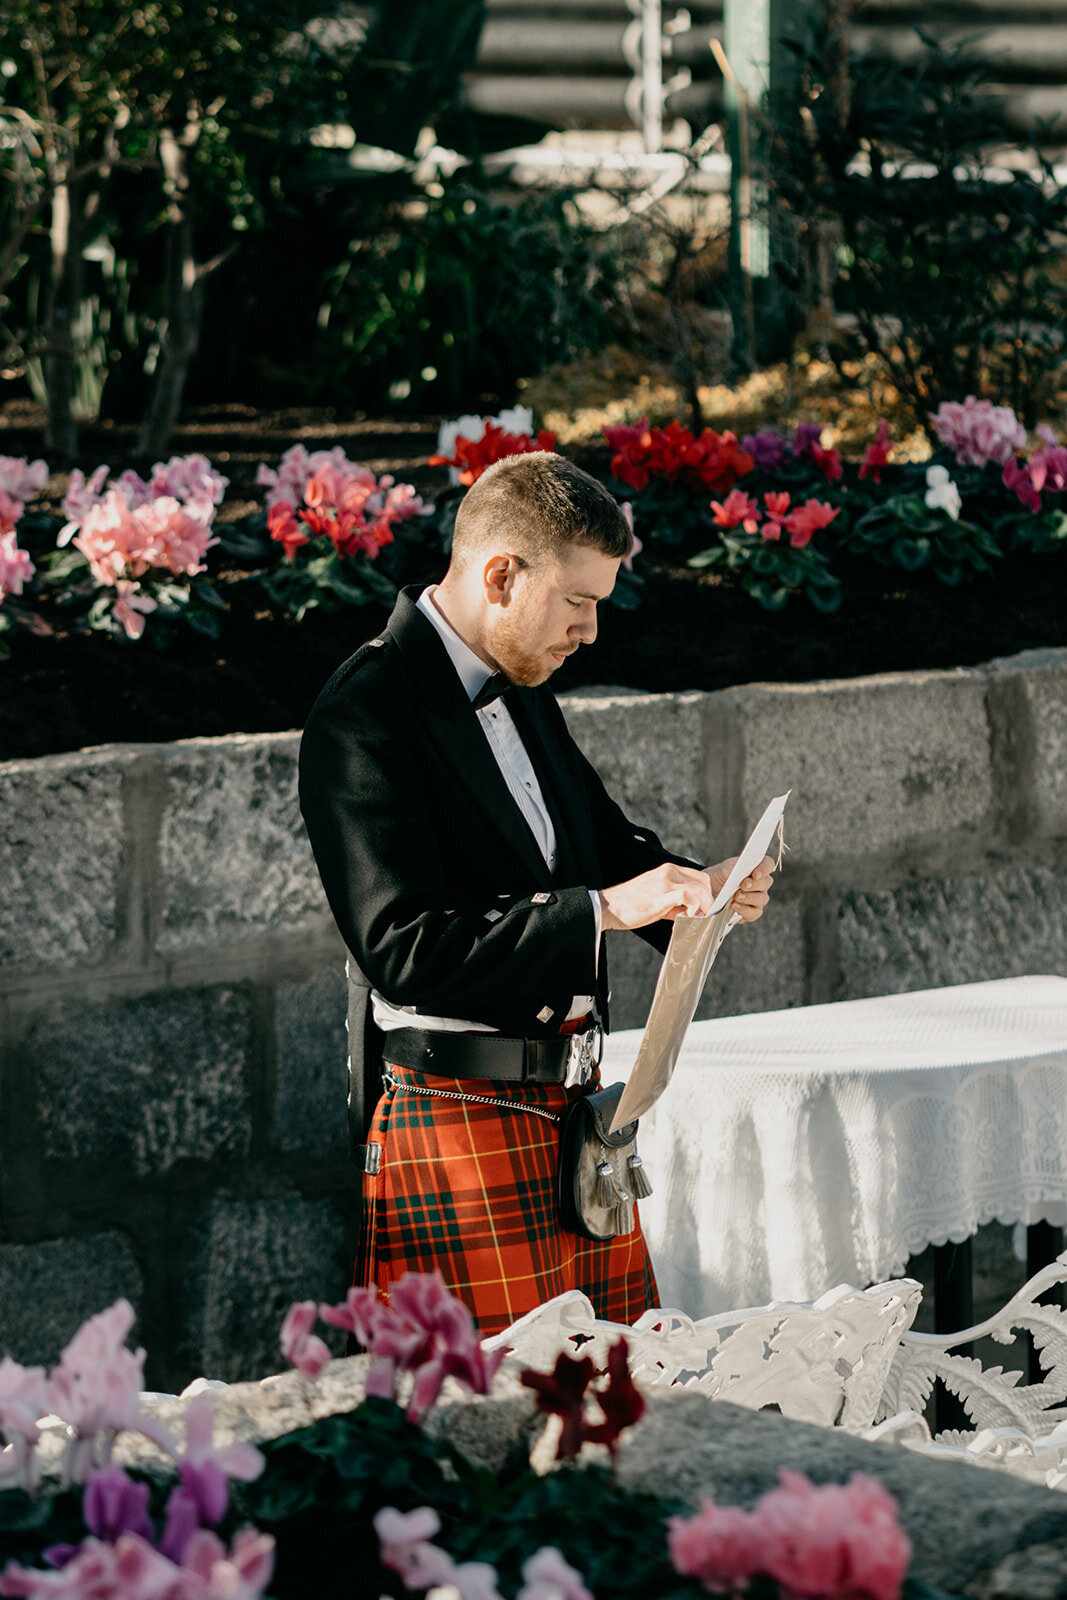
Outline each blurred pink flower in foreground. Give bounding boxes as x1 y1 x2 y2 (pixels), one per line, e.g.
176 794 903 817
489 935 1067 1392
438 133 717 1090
316 1271 506 1422
668 1468 911 1600
932 397 1026 469
279 1301 332 1381
0 1357 48 1494
375 1507 594 1600
0 1526 274 1599
0 455 48 507
44 1300 175 1484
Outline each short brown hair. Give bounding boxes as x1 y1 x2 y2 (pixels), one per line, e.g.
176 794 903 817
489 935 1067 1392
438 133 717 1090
450 452 632 571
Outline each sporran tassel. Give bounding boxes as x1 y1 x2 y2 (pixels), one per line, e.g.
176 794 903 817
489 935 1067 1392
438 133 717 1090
628 1152 653 1200
595 1159 618 1209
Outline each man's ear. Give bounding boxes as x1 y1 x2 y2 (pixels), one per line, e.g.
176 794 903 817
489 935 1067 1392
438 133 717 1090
483 553 519 606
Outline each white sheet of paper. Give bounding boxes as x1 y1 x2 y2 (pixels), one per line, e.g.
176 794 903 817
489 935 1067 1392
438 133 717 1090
609 792 790 1132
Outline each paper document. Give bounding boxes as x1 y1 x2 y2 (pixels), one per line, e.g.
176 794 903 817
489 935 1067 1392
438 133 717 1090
609 792 790 1131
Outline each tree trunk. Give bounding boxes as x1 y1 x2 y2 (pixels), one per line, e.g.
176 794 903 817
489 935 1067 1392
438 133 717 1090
136 125 203 460
42 170 82 463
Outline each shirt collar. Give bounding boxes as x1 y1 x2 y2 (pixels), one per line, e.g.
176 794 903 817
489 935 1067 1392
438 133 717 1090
416 585 494 703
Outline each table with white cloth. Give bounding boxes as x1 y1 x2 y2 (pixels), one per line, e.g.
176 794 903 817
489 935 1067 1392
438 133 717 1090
603 974 1067 1319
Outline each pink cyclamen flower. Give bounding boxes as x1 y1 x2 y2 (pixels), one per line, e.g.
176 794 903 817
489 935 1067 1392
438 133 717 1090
711 489 760 534
0 1357 48 1494
61 465 111 527
0 455 47 506
44 1300 175 1484
159 1394 265 1563
758 1470 911 1600
0 490 23 538
374 1505 456 1590
279 1301 332 1379
0 530 34 599
785 499 840 550
517 1547 595 1600
112 580 157 640
932 396 1026 468
0 1534 175 1598
668 1500 765 1594
761 490 792 542
618 501 643 571
180 1527 275 1598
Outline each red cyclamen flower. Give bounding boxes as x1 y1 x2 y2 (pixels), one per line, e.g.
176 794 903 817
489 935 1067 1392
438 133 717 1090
785 499 840 549
710 489 761 534
859 419 892 484
761 491 792 542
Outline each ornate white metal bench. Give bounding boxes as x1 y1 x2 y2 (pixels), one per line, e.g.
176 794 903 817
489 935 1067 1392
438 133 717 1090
483 1253 1067 1491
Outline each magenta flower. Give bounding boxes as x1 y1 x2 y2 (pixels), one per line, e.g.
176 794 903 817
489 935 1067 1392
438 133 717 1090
279 1301 332 1381
793 422 824 457
740 431 787 472
159 1395 264 1563
85 1466 155 1545
44 1300 175 1484
319 1272 506 1421
859 419 893 484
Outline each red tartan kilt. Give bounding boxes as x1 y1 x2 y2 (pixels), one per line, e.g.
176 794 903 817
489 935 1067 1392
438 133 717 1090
356 1063 659 1337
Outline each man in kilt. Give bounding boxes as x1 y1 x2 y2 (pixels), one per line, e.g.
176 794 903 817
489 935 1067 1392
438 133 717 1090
299 452 774 1336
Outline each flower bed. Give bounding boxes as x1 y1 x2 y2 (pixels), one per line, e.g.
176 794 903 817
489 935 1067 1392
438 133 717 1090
1 402 1065 761
0 1278 920 1600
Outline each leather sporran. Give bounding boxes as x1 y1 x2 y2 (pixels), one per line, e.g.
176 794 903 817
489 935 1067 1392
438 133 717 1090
557 1081 653 1241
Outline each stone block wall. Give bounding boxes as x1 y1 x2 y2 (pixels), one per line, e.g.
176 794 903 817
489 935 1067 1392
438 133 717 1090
1 647 1065 1386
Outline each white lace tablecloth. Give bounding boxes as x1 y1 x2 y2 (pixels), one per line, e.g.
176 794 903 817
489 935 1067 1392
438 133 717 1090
602 975 1067 1317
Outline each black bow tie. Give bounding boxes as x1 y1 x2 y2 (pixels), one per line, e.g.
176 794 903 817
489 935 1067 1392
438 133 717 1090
472 672 511 711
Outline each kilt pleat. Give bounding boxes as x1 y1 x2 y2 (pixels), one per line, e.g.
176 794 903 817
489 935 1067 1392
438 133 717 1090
356 1063 659 1336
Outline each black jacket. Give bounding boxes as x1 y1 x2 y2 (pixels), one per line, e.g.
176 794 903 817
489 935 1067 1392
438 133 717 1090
298 586 687 1142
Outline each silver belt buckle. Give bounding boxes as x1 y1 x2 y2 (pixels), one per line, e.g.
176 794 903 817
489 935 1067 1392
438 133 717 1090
567 1024 603 1084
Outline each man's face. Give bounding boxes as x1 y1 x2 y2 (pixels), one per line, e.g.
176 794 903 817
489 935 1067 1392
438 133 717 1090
485 544 621 687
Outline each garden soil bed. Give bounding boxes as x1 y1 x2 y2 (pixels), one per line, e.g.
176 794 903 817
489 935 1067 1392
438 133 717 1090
2 405 1066 762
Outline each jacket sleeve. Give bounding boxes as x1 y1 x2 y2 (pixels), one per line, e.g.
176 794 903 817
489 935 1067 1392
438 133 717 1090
552 700 705 956
298 686 598 1026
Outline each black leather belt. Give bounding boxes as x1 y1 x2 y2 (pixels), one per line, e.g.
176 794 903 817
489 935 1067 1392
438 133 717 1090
383 1025 602 1085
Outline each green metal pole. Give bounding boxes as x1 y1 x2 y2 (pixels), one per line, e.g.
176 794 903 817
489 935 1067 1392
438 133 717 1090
723 0 810 367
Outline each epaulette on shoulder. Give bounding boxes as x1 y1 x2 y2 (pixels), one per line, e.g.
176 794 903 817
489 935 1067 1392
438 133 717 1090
327 634 389 694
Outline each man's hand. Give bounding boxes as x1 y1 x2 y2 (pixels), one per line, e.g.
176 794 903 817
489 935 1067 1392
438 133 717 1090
709 854 775 924
598 856 775 932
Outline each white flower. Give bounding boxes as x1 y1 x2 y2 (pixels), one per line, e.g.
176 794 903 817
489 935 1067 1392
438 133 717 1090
924 464 962 521
435 407 536 485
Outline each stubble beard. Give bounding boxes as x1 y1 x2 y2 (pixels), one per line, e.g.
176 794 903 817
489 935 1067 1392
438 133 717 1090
489 610 576 688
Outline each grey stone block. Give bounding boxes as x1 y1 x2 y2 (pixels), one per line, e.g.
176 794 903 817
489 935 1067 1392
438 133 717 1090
605 898 805 1031
32 985 252 1174
0 749 132 970
560 691 707 860
0 1233 143 1365
837 863 1067 999
273 966 348 1152
709 669 994 869
188 1192 348 1382
157 735 328 953
616 1392 1067 1595
988 648 1067 836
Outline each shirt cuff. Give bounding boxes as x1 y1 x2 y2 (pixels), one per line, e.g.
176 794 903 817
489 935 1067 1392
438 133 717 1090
588 889 602 976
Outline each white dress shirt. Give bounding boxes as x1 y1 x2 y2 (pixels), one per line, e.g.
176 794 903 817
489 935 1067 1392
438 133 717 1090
371 586 600 1034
